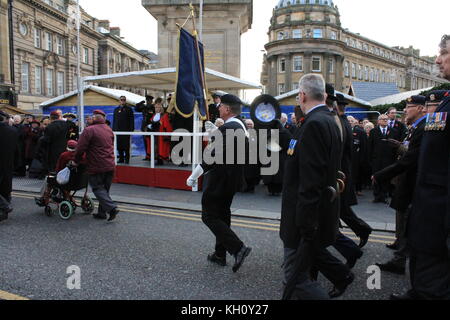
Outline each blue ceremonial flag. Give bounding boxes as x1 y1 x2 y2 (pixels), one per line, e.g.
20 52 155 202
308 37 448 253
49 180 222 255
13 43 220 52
171 27 208 120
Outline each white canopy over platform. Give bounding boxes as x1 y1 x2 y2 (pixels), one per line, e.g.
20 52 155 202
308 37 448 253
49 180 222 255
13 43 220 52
83 67 262 91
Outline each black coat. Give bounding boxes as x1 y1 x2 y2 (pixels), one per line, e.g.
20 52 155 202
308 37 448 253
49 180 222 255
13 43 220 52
408 96 450 255
339 115 357 207
201 118 248 206
280 106 342 249
41 120 70 172
0 122 19 199
113 105 135 151
351 126 367 181
135 102 155 132
208 103 220 124
367 126 398 172
374 118 425 211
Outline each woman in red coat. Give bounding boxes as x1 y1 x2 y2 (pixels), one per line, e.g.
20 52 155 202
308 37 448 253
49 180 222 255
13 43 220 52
146 98 173 165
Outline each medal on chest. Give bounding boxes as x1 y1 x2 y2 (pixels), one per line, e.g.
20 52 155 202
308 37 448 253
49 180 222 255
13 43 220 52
287 139 298 156
425 112 447 131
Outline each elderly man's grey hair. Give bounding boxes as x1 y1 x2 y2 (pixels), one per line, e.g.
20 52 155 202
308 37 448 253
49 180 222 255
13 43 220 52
298 74 326 101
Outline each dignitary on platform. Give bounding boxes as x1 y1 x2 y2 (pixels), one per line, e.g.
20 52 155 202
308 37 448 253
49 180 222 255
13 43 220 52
113 96 135 164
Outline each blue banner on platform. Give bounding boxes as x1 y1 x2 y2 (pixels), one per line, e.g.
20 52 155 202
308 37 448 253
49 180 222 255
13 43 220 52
171 27 207 119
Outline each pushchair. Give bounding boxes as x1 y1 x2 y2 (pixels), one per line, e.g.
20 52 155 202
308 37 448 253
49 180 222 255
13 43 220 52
35 164 94 220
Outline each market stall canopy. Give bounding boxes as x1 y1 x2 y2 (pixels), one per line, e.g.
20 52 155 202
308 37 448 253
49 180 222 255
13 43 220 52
82 68 262 91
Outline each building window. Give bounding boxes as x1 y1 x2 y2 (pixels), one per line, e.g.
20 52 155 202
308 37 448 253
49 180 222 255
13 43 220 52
279 58 286 73
364 66 369 80
352 63 356 78
46 69 54 96
330 31 337 40
293 56 303 72
292 82 299 91
375 69 379 82
358 65 363 80
381 71 386 82
19 22 28 36
83 47 89 64
328 58 334 74
292 29 302 39
35 66 42 95
57 71 65 96
313 29 323 39
57 36 65 56
34 28 41 48
21 63 30 93
312 56 321 72
45 32 53 51
277 32 284 40
344 61 350 77
370 68 374 81
278 83 285 95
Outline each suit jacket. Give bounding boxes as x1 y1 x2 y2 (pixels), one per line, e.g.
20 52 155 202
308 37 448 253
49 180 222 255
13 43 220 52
388 119 408 141
368 126 398 172
408 94 450 254
201 117 248 203
374 118 426 211
280 106 342 249
113 105 135 132
135 102 155 132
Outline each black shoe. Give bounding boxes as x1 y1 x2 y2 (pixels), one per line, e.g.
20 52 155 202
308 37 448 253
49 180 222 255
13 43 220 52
390 291 419 300
359 232 371 248
386 242 399 250
329 272 355 298
346 251 363 269
108 208 119 221
207 253 227 267
0 211 8 222
232 246 252 273
376 262 405 275
93 213 107 220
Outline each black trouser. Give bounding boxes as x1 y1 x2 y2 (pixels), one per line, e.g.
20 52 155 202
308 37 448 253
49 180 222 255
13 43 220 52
332 232 363 261
201 193 243 257
409 248 450 299
373 180 389 201
0 171 13 210
88 171 116 215
310 247 352 288
340 205 372 238
117 136 131 162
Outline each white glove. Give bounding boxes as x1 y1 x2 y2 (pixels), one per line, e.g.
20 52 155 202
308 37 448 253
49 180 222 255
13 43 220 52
205 121 218 133
186 165 204 187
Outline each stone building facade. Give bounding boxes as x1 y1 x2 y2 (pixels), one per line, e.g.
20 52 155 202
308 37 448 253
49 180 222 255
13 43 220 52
261 0 447 97
142 0 253 78
5 0 156 111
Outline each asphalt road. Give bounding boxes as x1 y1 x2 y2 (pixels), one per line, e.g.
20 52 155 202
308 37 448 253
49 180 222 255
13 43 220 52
0 191 410 301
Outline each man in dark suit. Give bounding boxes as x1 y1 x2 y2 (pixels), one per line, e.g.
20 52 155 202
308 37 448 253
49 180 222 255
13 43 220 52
391 36 450 300
113 96 135 164
348 116 368 195
368 114 398 203
281 75 352 300
186 94 252 273
41 111 70 172
208 93 222 124
0 111 19 222
373 95 427 275
387 107 408 142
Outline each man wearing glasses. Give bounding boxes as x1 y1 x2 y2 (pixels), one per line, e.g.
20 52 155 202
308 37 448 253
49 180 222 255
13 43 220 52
368 115 398 204
113 96 135 164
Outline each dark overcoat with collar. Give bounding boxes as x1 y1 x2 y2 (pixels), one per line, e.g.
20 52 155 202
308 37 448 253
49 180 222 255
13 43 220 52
280 106 343 249
408 94 450 255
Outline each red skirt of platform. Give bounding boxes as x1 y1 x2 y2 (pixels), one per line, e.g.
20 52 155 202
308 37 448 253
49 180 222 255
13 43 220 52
113 165 202 191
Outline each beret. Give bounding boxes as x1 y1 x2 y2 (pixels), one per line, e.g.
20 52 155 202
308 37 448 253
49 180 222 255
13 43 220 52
426 90 450 103
220 94 243 106
406 95 426 105
93 109 106 117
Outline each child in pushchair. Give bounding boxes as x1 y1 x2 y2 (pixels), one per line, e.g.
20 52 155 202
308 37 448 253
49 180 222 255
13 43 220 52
35 140 94 220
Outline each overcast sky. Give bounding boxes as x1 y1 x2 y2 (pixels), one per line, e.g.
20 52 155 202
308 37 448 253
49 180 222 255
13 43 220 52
79 0 448 93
